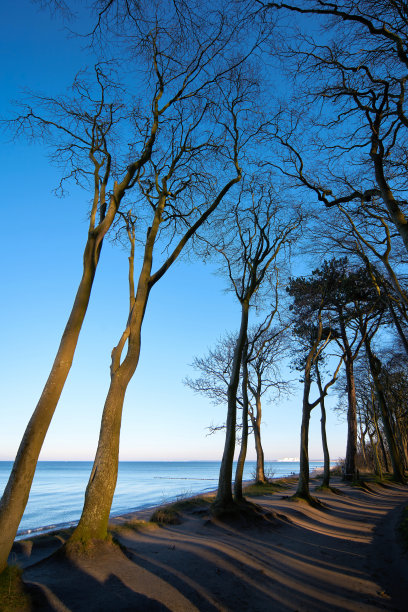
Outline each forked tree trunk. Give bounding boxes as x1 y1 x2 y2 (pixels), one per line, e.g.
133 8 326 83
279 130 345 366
0 232 103 572
213 302 249 513
70 169 243 542
234 343 249 501
69 211 158 544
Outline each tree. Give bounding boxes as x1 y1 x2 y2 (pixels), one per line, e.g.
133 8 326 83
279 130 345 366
289 259 383 483
0 4 260 569
0 63 159 573
246 320 291 483
261 1 408 252
207 186 301 514
68 68 264 544
362 335 406 482
287 277 343 501
185 317 290 485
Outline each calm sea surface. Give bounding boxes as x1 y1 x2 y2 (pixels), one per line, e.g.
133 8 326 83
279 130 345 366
0 460 326 538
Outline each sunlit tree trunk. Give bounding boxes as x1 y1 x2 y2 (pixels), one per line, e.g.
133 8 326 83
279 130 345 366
251 404 267 483
0 230 104 572
70 207 160 543
248 372 267 484
340 316 358 481
316 363 330 488
70 155 243 541
234 342 249 501
368 429 383 479
296 379 312 499
213 302 249 512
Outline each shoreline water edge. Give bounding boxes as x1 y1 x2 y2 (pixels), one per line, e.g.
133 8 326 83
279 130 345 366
0 460 332 539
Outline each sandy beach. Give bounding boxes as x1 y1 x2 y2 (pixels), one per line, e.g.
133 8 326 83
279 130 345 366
6 475 408 611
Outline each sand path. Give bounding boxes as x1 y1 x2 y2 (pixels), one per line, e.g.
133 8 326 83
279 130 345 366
11 477 408 611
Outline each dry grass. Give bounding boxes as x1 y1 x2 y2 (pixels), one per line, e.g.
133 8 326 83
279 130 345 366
0 565 31 611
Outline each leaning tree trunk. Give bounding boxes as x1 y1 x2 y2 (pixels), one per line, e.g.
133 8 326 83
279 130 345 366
296 376 312 500
234 342 249 502
316 364 330 488
213 301 249 513
69 167 244 541
0 231 104 572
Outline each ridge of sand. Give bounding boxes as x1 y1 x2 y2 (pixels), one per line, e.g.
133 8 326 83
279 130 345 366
8 476 408 611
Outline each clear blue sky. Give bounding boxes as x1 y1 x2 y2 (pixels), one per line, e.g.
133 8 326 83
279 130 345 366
0 0 348 463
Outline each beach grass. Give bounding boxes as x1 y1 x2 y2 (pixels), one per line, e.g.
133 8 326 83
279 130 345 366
150 494 213 524
150 507 182 525
0 565 31 611
244 480 291 497
110 519 158 535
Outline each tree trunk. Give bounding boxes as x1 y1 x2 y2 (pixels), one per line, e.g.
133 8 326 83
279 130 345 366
234 342 249 501
296 377 312 499
69 376 129 542
340 316 358 481
213 301 249 513
368 429 382 479
252 400 267 483
344 357 358 480
388 300 408 357
316 364 330 488
371 148 408 254
69 212 158 544
364 339 405 483
0 232 103 572
377 425 390 473
359 422 368 467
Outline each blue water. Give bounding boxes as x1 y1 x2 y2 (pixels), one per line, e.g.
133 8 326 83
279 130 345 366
0 460 326 538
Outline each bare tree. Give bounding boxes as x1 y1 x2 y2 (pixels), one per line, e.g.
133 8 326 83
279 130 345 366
185 316 291 485
246 319 291 483
67 70 262 545
204 186 301 515
260 0 408 253
0 62 159 572
0 7 260 569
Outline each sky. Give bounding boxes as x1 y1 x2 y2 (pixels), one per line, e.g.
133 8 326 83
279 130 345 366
0 0 348 463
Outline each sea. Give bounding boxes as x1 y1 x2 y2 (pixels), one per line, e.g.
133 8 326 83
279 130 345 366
0 460 327 539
